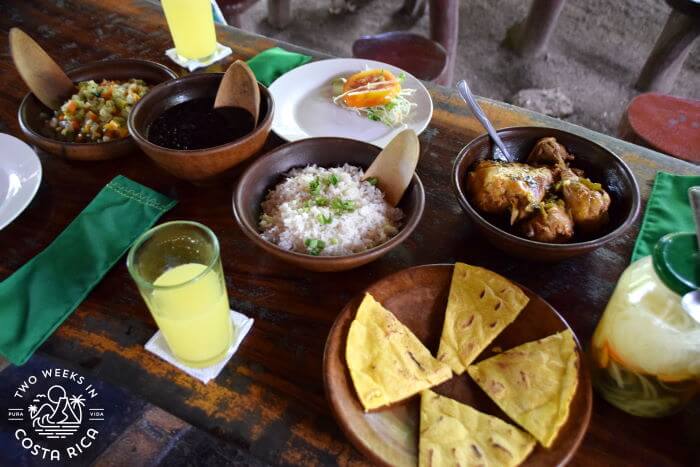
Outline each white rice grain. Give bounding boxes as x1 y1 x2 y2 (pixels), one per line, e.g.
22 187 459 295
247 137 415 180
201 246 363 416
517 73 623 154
259 164 404 256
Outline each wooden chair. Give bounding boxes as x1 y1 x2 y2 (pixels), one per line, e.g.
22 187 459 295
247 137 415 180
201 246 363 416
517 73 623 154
352 0 458 85
216 0 259 28
352 32 448 82
262 0 457 83
635 0 700 93
618 93 700 164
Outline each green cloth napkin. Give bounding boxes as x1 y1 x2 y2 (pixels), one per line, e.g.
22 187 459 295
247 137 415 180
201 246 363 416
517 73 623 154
631 172 700 261
247 46 312 87
0 176 176 365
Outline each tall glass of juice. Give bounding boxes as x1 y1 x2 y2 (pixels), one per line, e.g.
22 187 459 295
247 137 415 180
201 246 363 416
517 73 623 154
127 221 233 368
162 0 217 60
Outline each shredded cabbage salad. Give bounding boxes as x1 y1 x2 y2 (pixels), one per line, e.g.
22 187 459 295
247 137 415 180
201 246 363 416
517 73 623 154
331 70 417 127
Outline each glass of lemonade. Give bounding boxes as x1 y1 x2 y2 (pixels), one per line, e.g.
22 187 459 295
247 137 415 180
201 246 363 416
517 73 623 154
127 221 233 368
161 0 217 60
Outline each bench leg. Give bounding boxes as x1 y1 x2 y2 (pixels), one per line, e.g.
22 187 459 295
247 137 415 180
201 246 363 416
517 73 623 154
505 0 567 57
635 10 700 93
223 12 242 28
268 0 292 29
429 0 458 86
400 0 427 18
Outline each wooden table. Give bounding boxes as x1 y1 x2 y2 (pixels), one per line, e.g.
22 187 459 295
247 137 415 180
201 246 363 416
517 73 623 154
1 1 699 465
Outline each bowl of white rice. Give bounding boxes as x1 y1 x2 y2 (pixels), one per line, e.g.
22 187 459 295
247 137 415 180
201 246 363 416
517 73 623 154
233 138 424 272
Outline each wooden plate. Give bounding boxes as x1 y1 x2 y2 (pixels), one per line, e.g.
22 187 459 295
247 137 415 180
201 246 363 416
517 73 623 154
323 264 592 466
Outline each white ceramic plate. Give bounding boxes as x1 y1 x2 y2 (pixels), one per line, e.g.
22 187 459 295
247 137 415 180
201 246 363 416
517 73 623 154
0 133 42 230
269 58 433 148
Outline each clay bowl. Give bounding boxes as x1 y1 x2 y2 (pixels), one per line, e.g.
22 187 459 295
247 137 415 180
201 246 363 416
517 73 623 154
18 59 178 160
232 138 425 272
453 126 641 262
128 73 274 183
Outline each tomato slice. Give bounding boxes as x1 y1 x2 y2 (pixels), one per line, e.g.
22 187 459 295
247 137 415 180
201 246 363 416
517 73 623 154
342 69 401 108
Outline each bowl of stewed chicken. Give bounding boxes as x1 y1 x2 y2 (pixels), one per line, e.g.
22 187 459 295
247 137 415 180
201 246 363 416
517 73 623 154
452 127 641 261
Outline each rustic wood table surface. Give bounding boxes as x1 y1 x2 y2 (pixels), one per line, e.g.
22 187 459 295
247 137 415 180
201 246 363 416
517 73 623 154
1 1 699 465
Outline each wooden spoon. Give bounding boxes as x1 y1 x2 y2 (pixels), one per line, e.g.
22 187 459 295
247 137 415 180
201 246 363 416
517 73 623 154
363 129 420 206
214 60 260 127
9 27 74 111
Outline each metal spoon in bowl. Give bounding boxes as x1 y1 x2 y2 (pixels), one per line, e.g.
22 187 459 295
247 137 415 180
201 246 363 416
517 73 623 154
9 27 75 111
456 79 513 163
214 60 260 128
363 129 420 207
680 186 700 323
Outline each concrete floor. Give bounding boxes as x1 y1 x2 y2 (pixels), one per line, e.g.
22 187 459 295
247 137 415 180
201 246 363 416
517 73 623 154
239 0 699 136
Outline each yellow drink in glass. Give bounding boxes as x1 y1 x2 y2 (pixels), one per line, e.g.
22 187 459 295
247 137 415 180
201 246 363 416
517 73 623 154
151 263 232 366
128 221 233 368
162 0 216 60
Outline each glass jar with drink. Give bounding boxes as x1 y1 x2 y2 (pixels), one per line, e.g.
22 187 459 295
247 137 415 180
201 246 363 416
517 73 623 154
590 232 700 417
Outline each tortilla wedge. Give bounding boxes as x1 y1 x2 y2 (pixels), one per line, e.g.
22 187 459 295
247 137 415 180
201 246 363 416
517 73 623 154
437 263 529 374
467 330 579 448
419 390 536 467
346 293 452 411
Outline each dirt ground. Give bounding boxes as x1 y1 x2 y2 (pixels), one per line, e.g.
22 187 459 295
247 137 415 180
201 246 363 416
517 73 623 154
240 0 699 136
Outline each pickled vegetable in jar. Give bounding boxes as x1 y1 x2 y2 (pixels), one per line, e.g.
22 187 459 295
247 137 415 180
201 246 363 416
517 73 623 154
590 232 700 417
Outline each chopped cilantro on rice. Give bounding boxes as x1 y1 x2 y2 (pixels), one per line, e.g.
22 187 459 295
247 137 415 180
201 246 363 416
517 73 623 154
259 165 403 256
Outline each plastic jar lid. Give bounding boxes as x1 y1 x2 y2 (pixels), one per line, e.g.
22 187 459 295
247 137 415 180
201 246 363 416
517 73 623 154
652 232 700 296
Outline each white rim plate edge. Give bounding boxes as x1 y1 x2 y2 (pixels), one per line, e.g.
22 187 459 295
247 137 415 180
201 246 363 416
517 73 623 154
268 58 433 148
0 133 42 230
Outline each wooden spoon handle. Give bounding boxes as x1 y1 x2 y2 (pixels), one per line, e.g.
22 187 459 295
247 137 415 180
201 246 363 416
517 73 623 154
9 28 74 110
214 60 260 126
363 129 420 207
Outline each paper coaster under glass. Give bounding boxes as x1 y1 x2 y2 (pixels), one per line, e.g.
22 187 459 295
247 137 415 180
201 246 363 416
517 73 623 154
145 309 253 384
165 42 233 72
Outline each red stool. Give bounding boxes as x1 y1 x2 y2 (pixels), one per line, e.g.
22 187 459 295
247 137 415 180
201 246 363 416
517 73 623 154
352 32 448 83
619 93 700 164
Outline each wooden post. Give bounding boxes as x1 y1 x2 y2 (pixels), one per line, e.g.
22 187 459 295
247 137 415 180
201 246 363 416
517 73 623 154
505 0 567 57
222 12 242 29
429 0 459 86
267 0 292 29
635 9 700 93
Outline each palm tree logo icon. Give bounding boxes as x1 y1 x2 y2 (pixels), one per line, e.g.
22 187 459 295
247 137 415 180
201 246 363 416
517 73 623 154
69 394 86 419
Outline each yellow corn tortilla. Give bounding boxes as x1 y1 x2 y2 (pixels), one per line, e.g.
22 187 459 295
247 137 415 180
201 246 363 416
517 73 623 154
346 293 452 411
437 263 529 374
467 330 579 447
419 390 536 467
